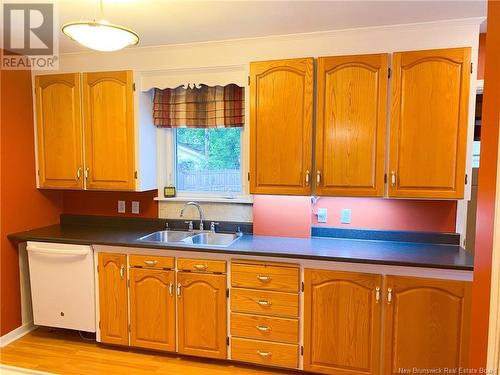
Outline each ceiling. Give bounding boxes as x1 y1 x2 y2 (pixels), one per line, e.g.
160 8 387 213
55 0 487 53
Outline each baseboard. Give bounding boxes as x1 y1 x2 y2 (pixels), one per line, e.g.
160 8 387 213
0 321 37 347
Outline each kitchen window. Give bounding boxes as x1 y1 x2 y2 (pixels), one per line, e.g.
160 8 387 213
174 127 242 193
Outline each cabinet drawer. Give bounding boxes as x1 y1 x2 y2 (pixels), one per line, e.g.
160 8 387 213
231 263 299 292
231 313 298 343
231 337 299 369
231 288 299 317
129 255 174 269
177 258 226 273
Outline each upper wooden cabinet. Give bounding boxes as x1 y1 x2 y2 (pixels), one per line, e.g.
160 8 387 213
384 275 471 374
303 269 382 375
34 70 156 191
389 47 471 198
35 74 84 189
98 253 128 346
250 58 314 195
315 54 388 196
82 71 135 190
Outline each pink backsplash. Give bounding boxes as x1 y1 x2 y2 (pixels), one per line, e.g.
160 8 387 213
253 195 457 238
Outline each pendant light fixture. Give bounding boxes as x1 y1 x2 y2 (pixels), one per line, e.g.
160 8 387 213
62 0 139 52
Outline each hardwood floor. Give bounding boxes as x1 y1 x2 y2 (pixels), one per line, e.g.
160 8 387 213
0 327 303 375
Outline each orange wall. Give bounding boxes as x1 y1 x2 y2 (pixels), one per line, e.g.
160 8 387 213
63 190 158 218
470 1 500 368
478 32 486 80
0 68 63 336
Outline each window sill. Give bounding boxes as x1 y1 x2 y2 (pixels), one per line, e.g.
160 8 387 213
154 196 253 204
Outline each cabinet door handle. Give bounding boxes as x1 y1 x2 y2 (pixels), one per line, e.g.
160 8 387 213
256 325 271 332
391 171 396 187
120 265 125 279
85 168 90 179
144 260 158 266
316 170 321 185
387 288 393 304
76 167 82 180
257 350 272 358
193 264 208 271
375 287 380 303
177 283 182 297
257 299 272 307
169 283 173 297
305 170 310 186
256 275 272 282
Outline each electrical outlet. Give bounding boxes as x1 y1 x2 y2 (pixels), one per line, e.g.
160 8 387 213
131 201 140 214
317 208 328 223
118 200 126 213
341 208 351 224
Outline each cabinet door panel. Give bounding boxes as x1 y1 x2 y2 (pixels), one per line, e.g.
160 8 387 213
316 54 388 196
177 272 227 359
384 276 471 374
304 269 382 375
98 253 128 346
35 74 83 189
250 58 313 195
389 48 471 198
83 71 135 190
129 268 175 352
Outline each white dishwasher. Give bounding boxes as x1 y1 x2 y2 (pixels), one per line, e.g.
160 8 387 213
27 241 96 332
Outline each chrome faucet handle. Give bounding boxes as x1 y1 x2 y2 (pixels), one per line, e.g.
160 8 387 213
199 221 204 231
165 222 170 231
210 222 220 233
184 220 193 231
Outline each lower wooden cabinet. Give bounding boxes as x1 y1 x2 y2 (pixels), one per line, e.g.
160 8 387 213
98 253 129 346
129 268 175 351
177 271 227 359
303 269 382 375
384 276 471 375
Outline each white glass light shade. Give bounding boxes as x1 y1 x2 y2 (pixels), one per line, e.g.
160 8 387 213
62 21 139 52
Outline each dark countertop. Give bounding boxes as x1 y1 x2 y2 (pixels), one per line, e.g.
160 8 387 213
8 223 474 271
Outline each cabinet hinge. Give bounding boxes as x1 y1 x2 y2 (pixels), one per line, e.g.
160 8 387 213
465 174 468 185
300 346 304 356
247 172 250 181
226 288 230 298
301 281 304 292
99 321 101 329
388 67 392 79
37 169 40 176
128 323 131 332
133 82 136 91
127 279 130 288
226 336 230 346
384 173 388 184
247 75 250 86
134 171 138 179
96 265 99 273
471 62 473 74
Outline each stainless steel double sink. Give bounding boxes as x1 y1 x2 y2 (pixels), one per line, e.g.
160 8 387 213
137 230 241 247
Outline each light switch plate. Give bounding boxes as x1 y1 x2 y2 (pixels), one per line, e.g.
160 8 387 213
317 208 328 223
131 201 140 214
341 208 352 224
118 200 126 213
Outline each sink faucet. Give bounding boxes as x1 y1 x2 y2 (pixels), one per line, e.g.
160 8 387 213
180 202 205 231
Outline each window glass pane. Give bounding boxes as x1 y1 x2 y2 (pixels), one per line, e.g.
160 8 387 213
175 128 241 192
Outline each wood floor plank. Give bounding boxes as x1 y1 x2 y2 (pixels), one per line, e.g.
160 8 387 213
0 328 305 375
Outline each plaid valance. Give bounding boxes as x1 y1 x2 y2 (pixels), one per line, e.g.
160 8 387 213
153 84 244 128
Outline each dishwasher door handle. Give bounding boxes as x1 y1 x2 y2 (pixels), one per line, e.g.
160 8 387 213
26 245 90 256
